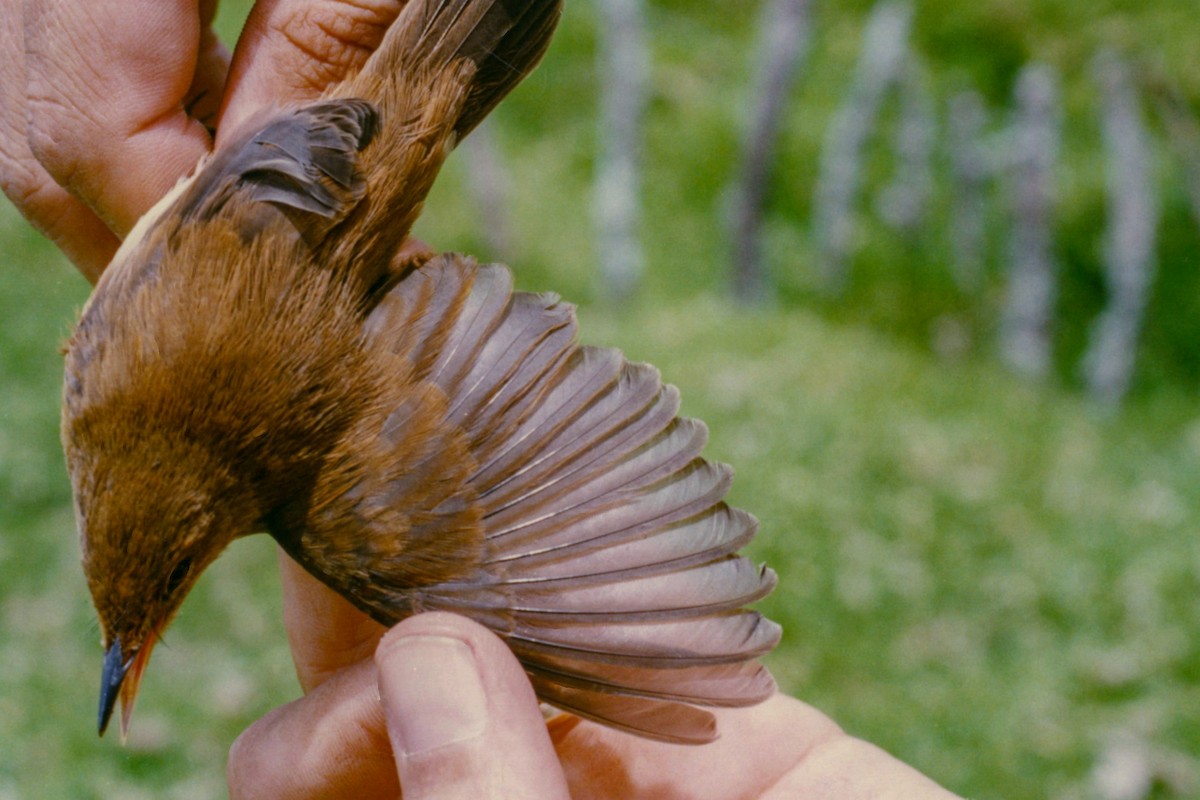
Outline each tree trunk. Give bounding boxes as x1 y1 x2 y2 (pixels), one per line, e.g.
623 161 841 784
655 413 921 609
1081 51 1160 407
594 0 649 302
812 0 913 293
946 89 990 292
877 58 936 237
461 121 514 261
728 0 813 305
999 63 1060 379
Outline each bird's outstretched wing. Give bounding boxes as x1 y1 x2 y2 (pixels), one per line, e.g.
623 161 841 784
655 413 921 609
360 255 780 744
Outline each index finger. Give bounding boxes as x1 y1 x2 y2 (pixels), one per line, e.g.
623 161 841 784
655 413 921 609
217 0 406 142
276 547 386 693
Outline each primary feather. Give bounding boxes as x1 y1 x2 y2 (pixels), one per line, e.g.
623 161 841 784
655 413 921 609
350 256 781 742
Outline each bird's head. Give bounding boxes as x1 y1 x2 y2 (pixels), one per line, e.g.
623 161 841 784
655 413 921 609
69 431 248 738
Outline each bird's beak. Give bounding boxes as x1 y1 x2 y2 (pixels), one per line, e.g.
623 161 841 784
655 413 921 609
98 636 155 739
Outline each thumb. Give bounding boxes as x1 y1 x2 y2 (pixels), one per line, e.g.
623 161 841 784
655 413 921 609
376 612 571 799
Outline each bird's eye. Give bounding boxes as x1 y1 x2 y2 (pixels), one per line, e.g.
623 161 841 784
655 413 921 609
165 557 193 597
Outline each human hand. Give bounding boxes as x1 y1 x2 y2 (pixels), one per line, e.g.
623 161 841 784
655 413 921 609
0 0 405 281
227 550 962 799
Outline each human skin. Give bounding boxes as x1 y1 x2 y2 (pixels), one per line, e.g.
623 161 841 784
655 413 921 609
225 555 962 799
0 2 961 797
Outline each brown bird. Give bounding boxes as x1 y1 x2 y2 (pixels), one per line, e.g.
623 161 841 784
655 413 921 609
64 0 780 745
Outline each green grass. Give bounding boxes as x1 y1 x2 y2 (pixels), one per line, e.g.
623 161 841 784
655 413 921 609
3 199 1199 797
0 210 295 798
3 2 1200 797
583 301 1200 799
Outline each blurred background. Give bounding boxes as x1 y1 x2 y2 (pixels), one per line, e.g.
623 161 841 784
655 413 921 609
2 0 1199 797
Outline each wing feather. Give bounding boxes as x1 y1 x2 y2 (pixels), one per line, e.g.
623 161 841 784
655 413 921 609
360 254 779 744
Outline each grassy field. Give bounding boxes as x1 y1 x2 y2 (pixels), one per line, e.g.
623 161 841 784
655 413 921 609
2 2 1199 798
3 198 1199 798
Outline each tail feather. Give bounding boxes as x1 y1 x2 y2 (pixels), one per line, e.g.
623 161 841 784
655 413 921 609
352 0 563 139
322 0 562 291
392 0 564 138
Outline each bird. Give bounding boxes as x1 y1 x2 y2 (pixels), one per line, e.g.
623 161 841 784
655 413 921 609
63 0 780 745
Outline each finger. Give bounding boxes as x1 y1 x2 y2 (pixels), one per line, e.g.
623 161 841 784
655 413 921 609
0 149 119 283
188 0 233 133
0 0 117 279
377 613 571 800
227 659 399 800
759 735 964 800
22 0 226 237
554 694 842 799
276 547 386 693
218 0 405 142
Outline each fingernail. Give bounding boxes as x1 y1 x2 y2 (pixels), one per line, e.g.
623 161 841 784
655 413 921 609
379 635 488 756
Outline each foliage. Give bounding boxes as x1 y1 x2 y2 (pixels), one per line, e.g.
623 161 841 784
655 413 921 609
449 0 1200 398
4 196 1199 796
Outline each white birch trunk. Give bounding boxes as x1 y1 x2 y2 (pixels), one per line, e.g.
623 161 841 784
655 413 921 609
946 89 990 292
1082 51 1160 406
594 0 648 302
877 57 936 236
728 0 813 304
812 0 913 292
461 121 514 260
999 64 1060 379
